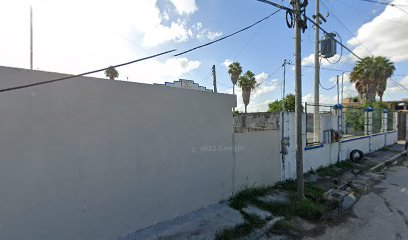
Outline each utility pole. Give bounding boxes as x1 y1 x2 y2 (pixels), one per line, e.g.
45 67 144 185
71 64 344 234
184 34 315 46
313 0 320 143
294 0 304 199
30 6 33 70
281 59 290 180
212 65 217 93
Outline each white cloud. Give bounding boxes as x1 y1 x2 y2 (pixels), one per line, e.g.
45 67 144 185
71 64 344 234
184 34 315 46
206 31 223 40
301 53 355 67
329 73 351 83
119 57 201 84
227 75 280 112
348 0 408 62
192 22 223 41
223 59 233 68
0 0 210 84
169 0 198 15
385 76 408 94
142 19 193 47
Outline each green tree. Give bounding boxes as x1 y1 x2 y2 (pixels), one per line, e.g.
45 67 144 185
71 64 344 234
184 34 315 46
105 66 119 80
228 62 243 95
238 70 257 113
344 101 389 134
268 94 296 112
350 56 395 103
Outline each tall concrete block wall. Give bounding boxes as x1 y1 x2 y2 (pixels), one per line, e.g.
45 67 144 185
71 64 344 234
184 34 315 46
0 67 237 240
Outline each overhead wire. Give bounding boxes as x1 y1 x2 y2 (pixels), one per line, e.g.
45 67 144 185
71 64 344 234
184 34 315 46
174 9 281 57
320 0 374 55
256 65 282 86
0 49 176 93
390 77 408 92
349 0 408 7
343 0 408 15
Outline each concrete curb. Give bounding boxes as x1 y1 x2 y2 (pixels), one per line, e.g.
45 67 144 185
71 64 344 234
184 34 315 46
369 150 408 172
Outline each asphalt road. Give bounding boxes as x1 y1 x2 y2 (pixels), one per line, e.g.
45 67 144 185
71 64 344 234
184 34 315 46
306 159 408 240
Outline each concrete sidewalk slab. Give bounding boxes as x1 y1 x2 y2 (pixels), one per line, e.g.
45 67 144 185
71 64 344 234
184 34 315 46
118 203 244 240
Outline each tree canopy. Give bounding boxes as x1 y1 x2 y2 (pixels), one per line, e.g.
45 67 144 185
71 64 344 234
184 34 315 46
350 56 395 103
268 94 296 112
105 66 119 80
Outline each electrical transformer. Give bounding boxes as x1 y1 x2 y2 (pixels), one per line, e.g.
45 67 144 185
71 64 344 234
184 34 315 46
320 33 337 58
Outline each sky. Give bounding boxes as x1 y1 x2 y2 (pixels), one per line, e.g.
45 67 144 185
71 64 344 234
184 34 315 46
0 0 407 112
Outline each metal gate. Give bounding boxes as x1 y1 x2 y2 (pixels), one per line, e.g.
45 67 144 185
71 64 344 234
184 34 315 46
398 112 407 140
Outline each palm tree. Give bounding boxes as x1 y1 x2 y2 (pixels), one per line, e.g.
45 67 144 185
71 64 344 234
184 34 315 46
374 56 395 102
350 56 395 103
105 66 119 80
228 62 242 95
238 70 257 113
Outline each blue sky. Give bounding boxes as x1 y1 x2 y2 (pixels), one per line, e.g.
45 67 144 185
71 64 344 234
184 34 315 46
0 0 407 112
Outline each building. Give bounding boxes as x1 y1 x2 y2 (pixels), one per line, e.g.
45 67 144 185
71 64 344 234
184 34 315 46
159 79 212 92
386 100 408 112
342 97 362 109
342 98 408 112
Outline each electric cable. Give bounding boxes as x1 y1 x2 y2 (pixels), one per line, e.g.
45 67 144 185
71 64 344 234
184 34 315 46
347 0 408 7
321 0 374 55
390 78 408 92
319 78 338 90
306 16 363 60
256 65 283 86
0 49 176 93
174 9 281 57
287 62 407 76
342 0 408 15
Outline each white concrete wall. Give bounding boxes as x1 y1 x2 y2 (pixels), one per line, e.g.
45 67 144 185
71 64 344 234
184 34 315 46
283 112 400 179
387 131 398 144
0 66 237 240
340 136 370 160
371 133 386 151
234 131 281 190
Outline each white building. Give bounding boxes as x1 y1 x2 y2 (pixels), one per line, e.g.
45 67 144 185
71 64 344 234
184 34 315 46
161 79 212 92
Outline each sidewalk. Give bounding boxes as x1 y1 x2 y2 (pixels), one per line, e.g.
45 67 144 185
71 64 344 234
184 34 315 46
118 141 407 240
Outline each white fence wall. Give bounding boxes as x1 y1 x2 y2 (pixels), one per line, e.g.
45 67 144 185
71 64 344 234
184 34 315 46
234 131 282 190
284 112 399 179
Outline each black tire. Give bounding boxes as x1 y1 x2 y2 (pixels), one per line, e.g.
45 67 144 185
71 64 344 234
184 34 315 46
350 149 364 162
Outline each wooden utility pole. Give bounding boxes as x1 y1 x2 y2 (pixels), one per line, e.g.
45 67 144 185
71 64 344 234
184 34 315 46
314 0 320 143
294 0 304 199
212 65 217 93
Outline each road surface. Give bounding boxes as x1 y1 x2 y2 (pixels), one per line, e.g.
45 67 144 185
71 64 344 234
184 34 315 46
306 160 408 240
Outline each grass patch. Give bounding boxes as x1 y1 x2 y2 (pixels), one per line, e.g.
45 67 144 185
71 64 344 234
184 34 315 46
275 180 325 202
316 166 339 177
334 160 354 170
315 160 354 177
270 218 300 235
215 213 266 240
229 186 272 210
255 195 323 221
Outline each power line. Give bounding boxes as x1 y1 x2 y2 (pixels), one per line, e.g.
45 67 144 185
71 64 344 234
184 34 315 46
174 9 281 57
306 16 363 60
344 0 408 15
390 77 408 92
319 79 337 90
0 49 176 93
348 0 408 7
288 63 407 77
320 0 374 55
257 65 282 86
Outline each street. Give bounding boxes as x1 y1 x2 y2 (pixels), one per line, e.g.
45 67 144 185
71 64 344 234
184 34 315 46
305 159 408 240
